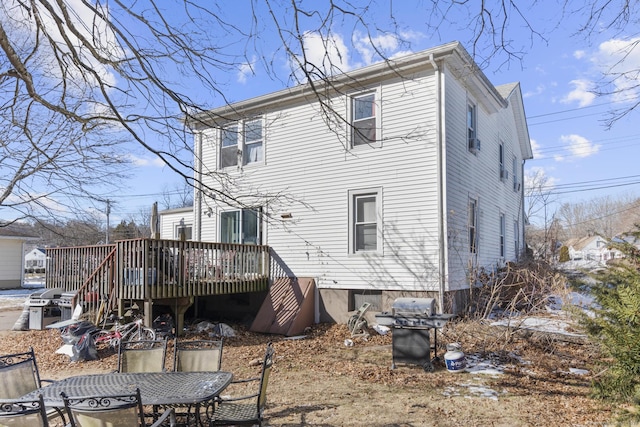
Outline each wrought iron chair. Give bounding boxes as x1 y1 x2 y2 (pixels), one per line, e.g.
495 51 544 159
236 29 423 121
169 339 224 424
173 339 224 372
210 342 274 426
0 348 64 424
117 339 167 373
0 394 48 427
61 388 176 427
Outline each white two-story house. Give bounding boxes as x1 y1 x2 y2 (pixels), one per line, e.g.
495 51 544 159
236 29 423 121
188 41 533 322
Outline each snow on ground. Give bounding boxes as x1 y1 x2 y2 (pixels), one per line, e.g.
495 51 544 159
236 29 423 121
0 276 45 310
441 290 596 399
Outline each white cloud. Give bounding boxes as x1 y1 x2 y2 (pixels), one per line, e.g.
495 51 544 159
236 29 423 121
592 37 640 103
573 50 586 59
523 84 546 98
561 79 596 107
300 31 351 74
128 154 164 167
237 57 256 84
560 134 600 158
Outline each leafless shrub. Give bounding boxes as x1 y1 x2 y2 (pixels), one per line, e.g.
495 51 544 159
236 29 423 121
466 259 569 319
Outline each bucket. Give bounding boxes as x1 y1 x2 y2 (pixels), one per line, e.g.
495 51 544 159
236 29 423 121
444 343 466 373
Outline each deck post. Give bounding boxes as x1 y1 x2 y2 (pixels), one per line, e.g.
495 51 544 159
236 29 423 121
172 297 194 337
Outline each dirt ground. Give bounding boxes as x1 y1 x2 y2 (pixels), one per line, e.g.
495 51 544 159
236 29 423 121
0 316 616 427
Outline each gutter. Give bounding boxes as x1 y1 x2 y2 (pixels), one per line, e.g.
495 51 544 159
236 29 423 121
428 53 448 313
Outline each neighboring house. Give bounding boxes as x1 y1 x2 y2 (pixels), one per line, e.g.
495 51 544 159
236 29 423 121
188 41 533 322
565 235 621 265
24 247 47 273
0 225 38 289
159 207 194 241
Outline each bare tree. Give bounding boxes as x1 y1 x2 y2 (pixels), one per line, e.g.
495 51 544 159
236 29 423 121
1 0 638 225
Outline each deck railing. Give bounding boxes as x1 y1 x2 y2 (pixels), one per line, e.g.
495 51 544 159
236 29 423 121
46 239 270 321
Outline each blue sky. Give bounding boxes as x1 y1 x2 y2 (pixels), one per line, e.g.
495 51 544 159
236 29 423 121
83 1 640 227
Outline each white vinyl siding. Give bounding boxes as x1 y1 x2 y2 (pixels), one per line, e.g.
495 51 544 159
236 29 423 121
199 70 441 292
195 49 530 296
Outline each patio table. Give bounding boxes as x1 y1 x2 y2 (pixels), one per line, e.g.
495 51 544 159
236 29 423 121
20 371 232 425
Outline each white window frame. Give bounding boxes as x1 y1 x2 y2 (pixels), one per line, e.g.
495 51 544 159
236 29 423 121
175 221 193 241
499 142 508 182
348 188 383 254
219 123 239 169
219 117 264 169
243 117 264 166
499 213 506 258
467 102 479 153
469 198 478 254
349 90 381 148
220 207 263 245
512 156 519 191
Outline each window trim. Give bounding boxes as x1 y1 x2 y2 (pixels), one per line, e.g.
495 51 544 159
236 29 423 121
218 117 264 169
219 207 263 245
219 123 239 169
467 102 480 153
348 188 383 254
349 89 381 149
499 213 506 258
468 197 478 254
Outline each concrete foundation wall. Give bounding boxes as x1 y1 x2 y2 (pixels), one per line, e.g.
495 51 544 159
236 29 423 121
319 288 471 324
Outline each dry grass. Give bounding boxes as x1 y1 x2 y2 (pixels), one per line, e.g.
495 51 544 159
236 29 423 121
0 317 614 426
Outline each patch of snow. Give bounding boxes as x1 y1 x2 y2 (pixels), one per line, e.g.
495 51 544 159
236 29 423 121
568 368 589 375
0 287 43 309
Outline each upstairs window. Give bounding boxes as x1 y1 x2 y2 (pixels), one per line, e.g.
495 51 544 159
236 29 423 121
219 118 264 169
351 93 376 146
467 103 480 153
512 156 520 191
499 143 508 181
243 118 263 165
220 124 238 168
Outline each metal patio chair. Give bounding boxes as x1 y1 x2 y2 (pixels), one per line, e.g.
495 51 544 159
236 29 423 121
169 339 224 424
173 339 224 372
0 348 64 424
210 342 274 426
61 388 176 427
0 394 49 427
117 339 167 373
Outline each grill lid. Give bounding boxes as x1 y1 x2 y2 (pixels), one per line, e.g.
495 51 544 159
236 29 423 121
391 297 436 317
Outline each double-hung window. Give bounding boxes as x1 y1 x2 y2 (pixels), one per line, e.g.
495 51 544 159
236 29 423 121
467 103 479 152
499 143 507 181
351 93 376 146
243 118 263 165
469 198 478 254
512 156 519 191
349 189 382 253
220 124 238 168
499 213 506 258
219 118 263 169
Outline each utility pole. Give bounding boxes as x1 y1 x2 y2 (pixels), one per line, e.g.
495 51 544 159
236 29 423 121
105 199 111 244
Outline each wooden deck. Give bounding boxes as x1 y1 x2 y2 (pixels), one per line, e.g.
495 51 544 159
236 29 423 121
46 238 270 330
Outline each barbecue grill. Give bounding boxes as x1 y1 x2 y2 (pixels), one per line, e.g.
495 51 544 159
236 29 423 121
375 297 454 372
26 288 63 330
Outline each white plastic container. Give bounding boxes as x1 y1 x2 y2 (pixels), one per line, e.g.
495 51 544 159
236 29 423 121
444 343 466 373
